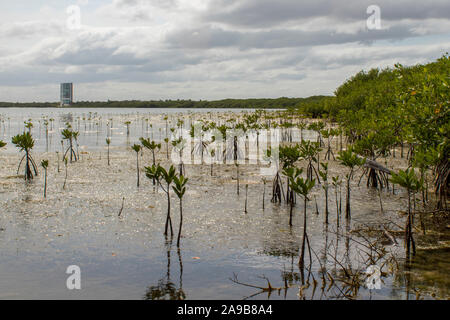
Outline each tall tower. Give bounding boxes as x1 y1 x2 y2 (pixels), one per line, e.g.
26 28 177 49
60 83 73 106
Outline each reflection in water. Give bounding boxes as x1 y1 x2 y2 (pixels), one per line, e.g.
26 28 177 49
390 248 450 299
144 241 185 300
0 107 447 300
233 218 416 300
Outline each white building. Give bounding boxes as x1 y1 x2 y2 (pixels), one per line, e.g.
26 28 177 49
60 83 73 106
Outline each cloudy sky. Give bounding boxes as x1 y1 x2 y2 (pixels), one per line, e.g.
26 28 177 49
0 0 449 102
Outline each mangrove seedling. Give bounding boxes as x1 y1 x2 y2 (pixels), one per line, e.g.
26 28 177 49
63 157 68 190
132 144 142 187
289 174 315 270
61 127 78 163
297 122 307 141
171 137 187 176
164 138 170 159
236 163 240 195
190 122 210 164
215 124 228 164
106 138 111 165
145 164 177 237
12 132 38 181
125 121 131 137
308 121 326 147
173 174 188 247
44 120 49 151
434 143 449 210
299 140 322 183
225 126 244 163
337 148 365 220
244 184 248 214
140 138 161 185
332 176 342 227
56 151 60 172
390 168 422 258
319 162 330 224
279 144 302 204
73 131 80 160
41 159 48 198
264 147 283 203
322 128 338 160
412 148 436 209
284 167 303 226
161 165 177 238
24 121 33 134
140 138 161 167
411 149 437 232
262 178 267 210
209 148 216 176
0 140 6 167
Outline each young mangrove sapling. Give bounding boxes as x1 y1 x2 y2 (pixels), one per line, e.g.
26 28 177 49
390 168 422 259
41 159 48 198
132 144 142 187
284 167 303 227
337 148 365 220
12 132 38 181
106 138 111 166
145 164 177 237
319 162 330 224
173 174 188 247
289 174 315 270
61 126 78 163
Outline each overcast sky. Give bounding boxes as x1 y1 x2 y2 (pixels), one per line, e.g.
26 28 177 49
0 0 449 102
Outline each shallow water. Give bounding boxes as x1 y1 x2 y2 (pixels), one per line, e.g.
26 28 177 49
0 108 448 300
0 107 277 153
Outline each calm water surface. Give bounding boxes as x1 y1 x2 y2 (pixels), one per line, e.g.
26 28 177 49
0 107 448 299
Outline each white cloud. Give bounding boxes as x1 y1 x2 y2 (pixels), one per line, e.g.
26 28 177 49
0 0 449 102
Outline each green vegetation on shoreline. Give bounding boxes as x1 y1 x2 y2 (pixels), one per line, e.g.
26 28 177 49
291 54 449 120
0 96 330 109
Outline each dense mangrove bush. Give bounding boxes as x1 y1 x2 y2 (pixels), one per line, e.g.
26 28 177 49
329 54 449 209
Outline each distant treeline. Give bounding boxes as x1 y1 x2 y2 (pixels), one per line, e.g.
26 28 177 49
0 102 59 108
0 96 330 109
